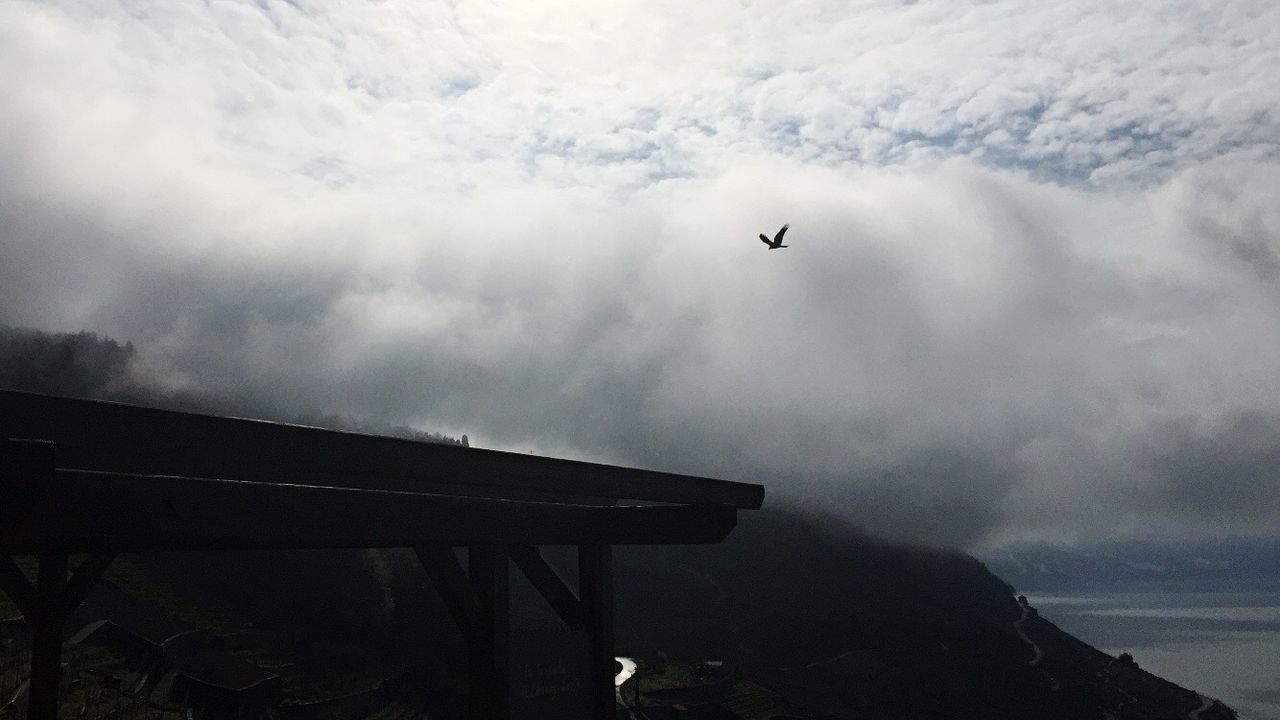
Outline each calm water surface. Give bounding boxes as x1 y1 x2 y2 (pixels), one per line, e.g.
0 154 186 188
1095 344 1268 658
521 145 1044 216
1029 592 1280 720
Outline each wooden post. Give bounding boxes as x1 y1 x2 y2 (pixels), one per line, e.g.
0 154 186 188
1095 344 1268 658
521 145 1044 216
468 545 510 720
28 554 68 720
579 544 614 720
2 440 68 720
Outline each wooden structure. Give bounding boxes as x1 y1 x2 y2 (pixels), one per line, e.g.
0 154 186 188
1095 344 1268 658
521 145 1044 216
0 389 763 719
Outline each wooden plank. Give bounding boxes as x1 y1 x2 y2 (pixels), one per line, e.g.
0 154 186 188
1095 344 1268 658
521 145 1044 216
0 469 738 552
468 546 510 720
510 545 583 628
0 390 764 509
578 544 615 720
415 546 479 645
28 554 68 720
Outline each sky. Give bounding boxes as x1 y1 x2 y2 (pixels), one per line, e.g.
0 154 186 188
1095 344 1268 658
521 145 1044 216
2 0 1279 550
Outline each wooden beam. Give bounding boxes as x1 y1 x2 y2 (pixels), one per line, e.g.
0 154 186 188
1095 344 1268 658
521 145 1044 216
415 546 479 645
468 546 510 720
510 545 583 628
579 544 615 720
0 390 764 509
1 469 739 552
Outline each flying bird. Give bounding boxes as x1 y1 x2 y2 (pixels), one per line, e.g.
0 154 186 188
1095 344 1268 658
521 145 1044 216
760 224 789 249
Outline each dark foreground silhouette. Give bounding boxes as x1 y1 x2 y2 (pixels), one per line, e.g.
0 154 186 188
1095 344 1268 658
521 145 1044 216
0 327 1240 719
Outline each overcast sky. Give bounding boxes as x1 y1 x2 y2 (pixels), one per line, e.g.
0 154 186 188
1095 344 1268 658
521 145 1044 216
2 0 1279 549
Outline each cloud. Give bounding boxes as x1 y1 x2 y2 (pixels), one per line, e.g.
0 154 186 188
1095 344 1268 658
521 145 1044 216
2 1 1279 548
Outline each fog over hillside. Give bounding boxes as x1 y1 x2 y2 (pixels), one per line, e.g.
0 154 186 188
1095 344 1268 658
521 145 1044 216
984 536 1280 593
3 1 1280 550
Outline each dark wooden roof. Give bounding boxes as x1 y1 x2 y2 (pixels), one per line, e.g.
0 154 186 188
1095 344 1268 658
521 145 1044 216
0 389 764 553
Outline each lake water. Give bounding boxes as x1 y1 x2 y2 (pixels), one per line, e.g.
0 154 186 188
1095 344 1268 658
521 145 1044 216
1029 592 1280 720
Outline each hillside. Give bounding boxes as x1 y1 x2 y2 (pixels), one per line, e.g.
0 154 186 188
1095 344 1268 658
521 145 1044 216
610 509 1236 719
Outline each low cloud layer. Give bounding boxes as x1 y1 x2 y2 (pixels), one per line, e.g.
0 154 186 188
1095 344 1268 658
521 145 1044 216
2 1 1279 549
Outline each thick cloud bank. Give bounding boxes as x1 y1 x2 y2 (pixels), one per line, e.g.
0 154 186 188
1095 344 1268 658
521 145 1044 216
2 1 1279 548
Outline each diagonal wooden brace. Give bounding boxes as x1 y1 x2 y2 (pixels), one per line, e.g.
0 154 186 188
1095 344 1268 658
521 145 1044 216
0 554 37 618
510 545 584 628
415 546 480 646
63 553 116 614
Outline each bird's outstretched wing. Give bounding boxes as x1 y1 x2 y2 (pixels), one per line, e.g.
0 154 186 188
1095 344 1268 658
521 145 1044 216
774 224 790 244
760 233 772 246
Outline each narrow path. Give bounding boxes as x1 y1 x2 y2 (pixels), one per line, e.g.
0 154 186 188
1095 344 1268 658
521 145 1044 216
1188 694 1214 720
1013 600 1045 666
796 648 863 671
1100 658 1138 719
769 647 868 673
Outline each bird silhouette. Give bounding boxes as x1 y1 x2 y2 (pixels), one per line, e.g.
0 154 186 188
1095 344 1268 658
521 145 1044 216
760 224 789 249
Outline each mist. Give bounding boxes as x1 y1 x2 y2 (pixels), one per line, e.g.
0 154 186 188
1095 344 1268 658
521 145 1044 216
3 0 1279 549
